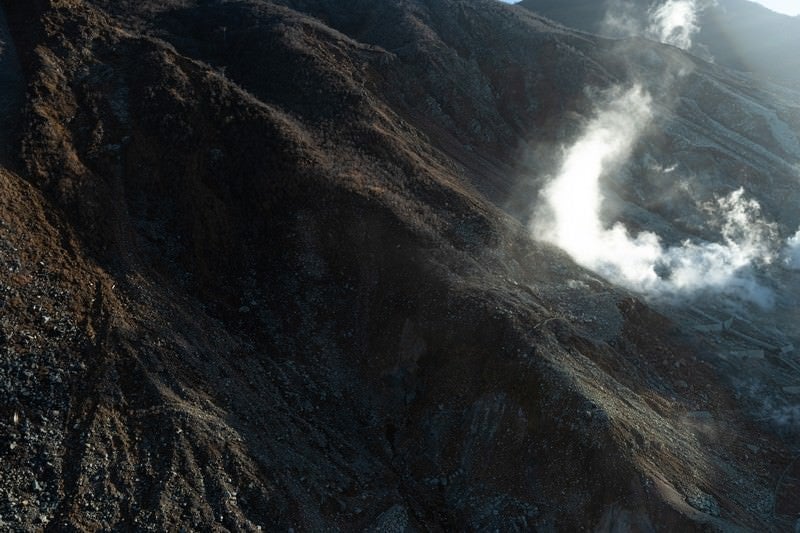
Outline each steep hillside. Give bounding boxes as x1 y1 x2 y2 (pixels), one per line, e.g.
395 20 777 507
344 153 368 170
1 0 799 531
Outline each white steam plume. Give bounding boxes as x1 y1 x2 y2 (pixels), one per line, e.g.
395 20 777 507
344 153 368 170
531 85 776 307
782 229 800 269
646 0 700 49
603 0 716 50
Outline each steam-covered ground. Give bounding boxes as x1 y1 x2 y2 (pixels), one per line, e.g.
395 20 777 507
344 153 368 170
531 0 800 305
527 0 800 483
474 6 800 471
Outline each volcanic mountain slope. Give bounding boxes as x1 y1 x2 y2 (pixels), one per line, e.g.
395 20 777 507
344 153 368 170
1 0 799 531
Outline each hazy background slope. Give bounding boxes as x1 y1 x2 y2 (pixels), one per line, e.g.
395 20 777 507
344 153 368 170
519 0 800 86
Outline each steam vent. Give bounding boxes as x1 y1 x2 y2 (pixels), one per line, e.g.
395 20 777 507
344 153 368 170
1 0 800 530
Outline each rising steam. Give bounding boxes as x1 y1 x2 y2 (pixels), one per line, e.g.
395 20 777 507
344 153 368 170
530 0 778 305
783 229 800 269
603 0 716 50
531 85 776 306
646 0 701 49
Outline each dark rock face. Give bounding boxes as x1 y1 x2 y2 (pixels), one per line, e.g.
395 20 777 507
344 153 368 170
0 4 23 159
0 0 798 531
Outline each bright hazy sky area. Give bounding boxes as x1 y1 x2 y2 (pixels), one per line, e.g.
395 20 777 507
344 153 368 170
754 0 800 15
499 0 800 16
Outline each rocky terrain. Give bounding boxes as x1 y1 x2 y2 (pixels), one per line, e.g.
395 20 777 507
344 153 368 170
0 0 799 531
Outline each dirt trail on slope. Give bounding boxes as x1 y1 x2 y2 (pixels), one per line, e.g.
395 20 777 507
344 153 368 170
0 4 23 162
